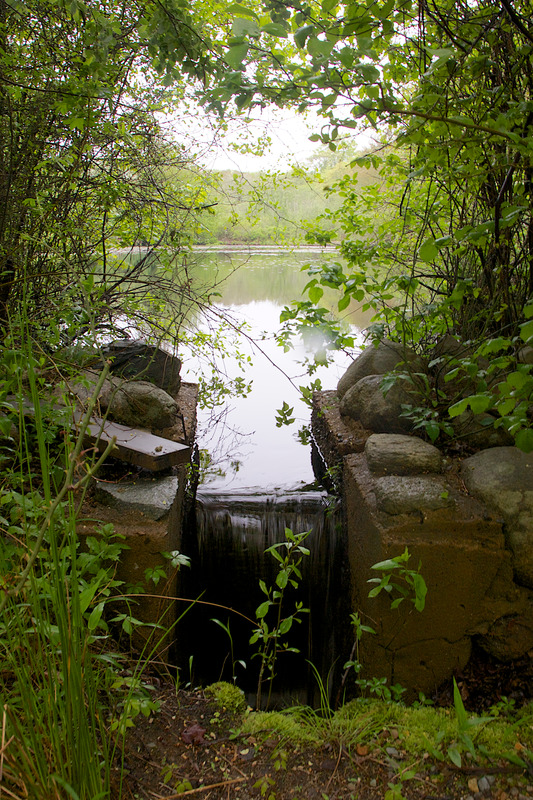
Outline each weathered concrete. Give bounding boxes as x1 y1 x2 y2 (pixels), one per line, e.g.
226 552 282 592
77 382 198 658
373 475 455 515
312 389 532 695
462 447 533 589
344 451 521 694
93 475 179 520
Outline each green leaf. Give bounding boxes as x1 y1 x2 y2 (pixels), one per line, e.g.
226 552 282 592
448 746 462 767
371 558 400 571
256 601 271 619
294 24 314 49
308 284 324 303
448 398 469 418
279 617 293 634
227 3 259 19
418 239 438 262
357 63 380 82
261 22 287 37
88 602 105 632
519 319 533 343
468 394 491 414
226 43 249 68
276 569 289 589
232 17 260 37
308 37 333 59
338 294 350 312
515 428 533 453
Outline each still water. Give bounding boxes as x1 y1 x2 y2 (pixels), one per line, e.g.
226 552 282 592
181 248 371 491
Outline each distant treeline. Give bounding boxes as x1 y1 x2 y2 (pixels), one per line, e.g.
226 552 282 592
191 145 380 245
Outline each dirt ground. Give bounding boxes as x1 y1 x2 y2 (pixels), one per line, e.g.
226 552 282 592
117 653 533 800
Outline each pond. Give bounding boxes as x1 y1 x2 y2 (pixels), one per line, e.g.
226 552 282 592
180 248 372 491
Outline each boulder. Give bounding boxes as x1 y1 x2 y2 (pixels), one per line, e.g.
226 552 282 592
365 433 444 476
518 345 533 365
67 371 180 433
337 340 424 400
339 374 416 434
461 447 533 588
105 380 180 432
374 475 455 515
450 411 514 449
101 340 181 396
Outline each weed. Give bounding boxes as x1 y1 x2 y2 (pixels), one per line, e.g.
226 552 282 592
367 547 427 612
250 527 311 709
254 774 276 799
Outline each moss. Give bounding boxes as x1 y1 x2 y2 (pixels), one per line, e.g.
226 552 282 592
237 698 533 763
204 682 246 713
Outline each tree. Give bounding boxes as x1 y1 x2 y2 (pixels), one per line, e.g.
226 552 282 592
0 0 224 340
213 0 533 449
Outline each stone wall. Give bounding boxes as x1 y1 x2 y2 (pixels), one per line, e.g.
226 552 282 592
312 391 533 696
77 381 198 660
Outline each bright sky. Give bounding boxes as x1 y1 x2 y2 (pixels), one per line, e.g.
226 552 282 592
199 108 322 172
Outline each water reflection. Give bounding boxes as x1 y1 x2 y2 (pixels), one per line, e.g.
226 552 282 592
181 249 372 490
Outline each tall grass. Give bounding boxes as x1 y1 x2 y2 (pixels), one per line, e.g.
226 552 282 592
0 327 124 799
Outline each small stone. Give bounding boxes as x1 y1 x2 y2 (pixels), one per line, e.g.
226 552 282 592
478 777 491 792
370 778 377 787
386 746 400 758
365 433 444 476
468 777 480 794
510 788 519 797
374 474 455 514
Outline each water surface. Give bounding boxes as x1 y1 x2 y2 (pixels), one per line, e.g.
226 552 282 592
181 249 371 490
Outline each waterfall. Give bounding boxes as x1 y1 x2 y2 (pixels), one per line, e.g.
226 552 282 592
176 488 348 705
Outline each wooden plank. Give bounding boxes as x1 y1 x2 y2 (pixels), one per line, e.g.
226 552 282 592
4 397 191 471
76 414 191 471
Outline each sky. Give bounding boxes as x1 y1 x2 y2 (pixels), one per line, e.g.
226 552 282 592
198 108 323 172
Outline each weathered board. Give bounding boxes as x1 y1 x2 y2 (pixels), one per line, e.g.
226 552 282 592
4 397 191 471
76 414 191 471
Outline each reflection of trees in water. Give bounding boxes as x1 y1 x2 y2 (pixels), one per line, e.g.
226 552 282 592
196 403 251 487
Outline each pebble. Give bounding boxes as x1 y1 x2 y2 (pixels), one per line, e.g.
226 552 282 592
370 778 377 787
478 777 491 792
386 747 400 758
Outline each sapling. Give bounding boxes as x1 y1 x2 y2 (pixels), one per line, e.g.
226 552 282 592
250 527 311 709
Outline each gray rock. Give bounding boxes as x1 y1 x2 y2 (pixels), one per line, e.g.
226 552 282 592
65 371 180 433
365 433 444 476
101 340 181 396
105 380 179 431
461 447 533 588
337 340 424 400
339 374 417 434
374 475 455 515
450 411 513 449
518 345 533 365
93 475 178 520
